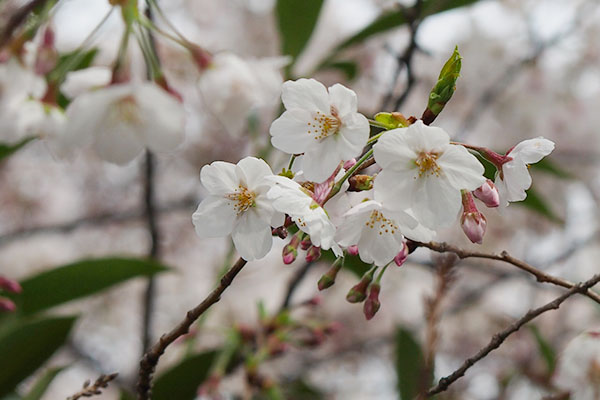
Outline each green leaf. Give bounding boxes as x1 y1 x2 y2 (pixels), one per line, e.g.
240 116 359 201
152 351 218 400
55 48 99 73
321 250 370 278
532 158 572 179
281 379 325 400
119 391 136 400
0 138 35 162
0 316 76 398
374 112 409 129
276 0 324 69
329 0 480 55
529 325 556 375
321 61 359 80
519 187 562 224
395 327 427 400
12 257 169 316
424 46 462 123
23 366 66 400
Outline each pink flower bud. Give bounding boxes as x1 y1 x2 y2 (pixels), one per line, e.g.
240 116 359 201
461 191 487 244
363 284 381 320
272 226 288 239
461 212 487 244
0 297 16 312
0 276 21 294
305 246 321 262
394 241 409 267
318 261 343 291
346 278 370 303
347 245 359 256
300 237 312 251
473 179 500 208
282 249 296 265
343 158 357 170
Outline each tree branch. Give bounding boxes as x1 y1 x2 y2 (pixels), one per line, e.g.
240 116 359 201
0 0 49 48
413 241 600 304
426 273 600 396
136 257 248 400
67 373 119 400
278 262 313 313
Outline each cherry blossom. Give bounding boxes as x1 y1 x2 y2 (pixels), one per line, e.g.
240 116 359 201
494 137 555 208
198 53 288 135
267 176 342 256
554 331 600 400
0 58 47 144
373 120 485 229
192 157 284 261
270 78 369 182
62 82 185 164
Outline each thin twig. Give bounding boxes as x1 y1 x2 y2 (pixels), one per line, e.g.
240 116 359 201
0 0 49 48
0 195 196 247
413 241 600 304
67 373 119 400
426 273 600 396
279 262 313 313
136 257 248 400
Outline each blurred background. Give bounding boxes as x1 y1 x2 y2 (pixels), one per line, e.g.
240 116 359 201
0 0 599 399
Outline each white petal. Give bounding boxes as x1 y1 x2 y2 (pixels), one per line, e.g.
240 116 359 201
336 112 370 159
502 161 531 202
270 109 315 154
509 137 555 164
357 223 403 266
235 156 273 190
373 129 418 169
92 122 144 165
201 161 238 195
403 120 449 153
281 78 329 113
413 176 461 228
301 140 342 183
61 67 112 99
328 83 358 117
136 83 185 153
373 168 416 211
192 196 236 237
437 145 485 191
231 211 273 260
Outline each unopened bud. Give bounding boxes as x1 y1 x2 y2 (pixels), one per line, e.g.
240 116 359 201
0 276 21 293
422 46 461 125
35 27 58 75
272 226 288 239
347 245 359 256
323 321 342 335
305 246 321 262
300 237 312 251
155 75 183 102
267 336 288 356
394 241 409 267
0 297 16 312
473 179 500 208
282 232 303 264
346 269 376 303
343 158 357 170
363 283 381 320
349 174 374 191
374 112 409 129
461 190 487 244
318 260 343 291
189 44 213 71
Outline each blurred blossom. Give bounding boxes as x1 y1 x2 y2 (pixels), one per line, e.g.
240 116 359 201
554 331 600 399
197 53 289 136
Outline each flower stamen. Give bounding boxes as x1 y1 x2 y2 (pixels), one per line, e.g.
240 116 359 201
364 210 398 235
415 152 441 178
308 106 342 140
225 184 256 215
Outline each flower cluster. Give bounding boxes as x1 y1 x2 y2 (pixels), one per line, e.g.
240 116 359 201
191 76 554 318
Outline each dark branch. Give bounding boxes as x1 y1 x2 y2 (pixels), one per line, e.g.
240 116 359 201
279 262 313 312
136 257 248 400
67 373 119 400
427 273 600 395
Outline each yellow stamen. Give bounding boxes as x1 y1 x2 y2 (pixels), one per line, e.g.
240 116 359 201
307 106 342 141
225 184 256 215
415 152 441 178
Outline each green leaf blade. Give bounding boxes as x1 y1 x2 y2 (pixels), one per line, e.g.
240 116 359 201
0 316 76 398
152 351 218 400
23 366 66 400
395 327 427 400
14 257 169 316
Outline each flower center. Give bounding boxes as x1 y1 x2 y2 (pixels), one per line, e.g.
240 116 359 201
415 152 441 178
364 210 398 236
307 106 341 140
225 185 256 215
110 95 141 125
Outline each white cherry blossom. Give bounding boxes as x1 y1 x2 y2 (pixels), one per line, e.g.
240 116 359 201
554 331 600 400
270 78 369 182
267 176 342 256
198 53 288 135
494 137 555 208
373 120 485 229
192 157 284 261
0 58 47 144
62 82 185 165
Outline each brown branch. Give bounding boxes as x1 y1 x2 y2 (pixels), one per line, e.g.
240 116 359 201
136 257 248 400
0 0 49 48
278 262 313 313
426 273 600 396
67 373 119 400
413 241 600 304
